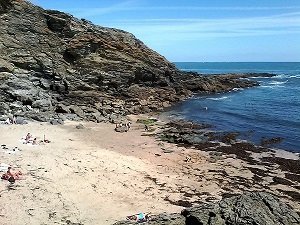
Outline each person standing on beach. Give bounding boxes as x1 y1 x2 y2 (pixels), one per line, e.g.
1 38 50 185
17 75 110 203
12 116 16 124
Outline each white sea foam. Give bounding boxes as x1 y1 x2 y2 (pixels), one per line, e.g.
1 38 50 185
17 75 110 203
274 74 286 79
269 80 288 85
208 96 229 101
249 76 272 79
289 75 300 79
232 88 244 91
260 85 285 89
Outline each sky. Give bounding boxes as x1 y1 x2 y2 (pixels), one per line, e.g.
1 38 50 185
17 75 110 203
30 0 300 62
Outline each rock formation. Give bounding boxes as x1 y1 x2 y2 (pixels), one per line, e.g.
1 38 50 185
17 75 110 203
114 192 300 225
0 0 263 122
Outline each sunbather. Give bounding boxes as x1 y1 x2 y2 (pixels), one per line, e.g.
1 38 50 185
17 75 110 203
1 167 22 183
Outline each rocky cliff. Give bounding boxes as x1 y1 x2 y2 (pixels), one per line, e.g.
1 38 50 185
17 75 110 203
114 192 300 225
0 0 259 122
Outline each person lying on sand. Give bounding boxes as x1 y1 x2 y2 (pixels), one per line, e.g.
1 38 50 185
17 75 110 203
1 167 23 183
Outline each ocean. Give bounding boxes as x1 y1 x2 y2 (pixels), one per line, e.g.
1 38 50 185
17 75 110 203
169 62 300 152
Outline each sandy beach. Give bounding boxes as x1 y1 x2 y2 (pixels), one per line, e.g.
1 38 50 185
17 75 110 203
0 115 299 225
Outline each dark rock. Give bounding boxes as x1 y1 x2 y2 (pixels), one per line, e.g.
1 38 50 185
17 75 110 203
15 117 27 124
65 114 79 121
162 149 174 154
30 113 49 122
57 118 64 125
49 119 59 125
261 136 284 146
115 126 128 133
182 192 300 225
32 99 52 111
69 105 84 118
0 102 9 114
261 157 300 174
56 104 70 114
75 124 84 129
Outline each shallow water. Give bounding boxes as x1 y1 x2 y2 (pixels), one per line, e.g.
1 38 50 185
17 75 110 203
169 62 300 152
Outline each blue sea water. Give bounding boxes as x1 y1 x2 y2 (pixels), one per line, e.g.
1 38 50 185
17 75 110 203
170 62 300 152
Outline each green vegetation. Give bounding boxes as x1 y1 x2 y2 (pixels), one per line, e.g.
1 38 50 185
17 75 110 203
136 118 158 125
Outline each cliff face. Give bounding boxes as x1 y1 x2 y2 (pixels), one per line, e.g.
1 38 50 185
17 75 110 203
0 0 258 122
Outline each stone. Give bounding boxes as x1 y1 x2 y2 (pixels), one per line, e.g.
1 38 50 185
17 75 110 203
69 105 85 118
49 119 59 125
76 124 84 129
55 104 70 114
15 117 27 125
115 126 128 133
57 118 64 125
65 114 79 121
0 102 9 114
0 58 14 72
30 114 49 122
32 99 52 110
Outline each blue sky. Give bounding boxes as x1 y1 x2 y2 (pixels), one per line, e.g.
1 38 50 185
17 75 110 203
30 0 300 62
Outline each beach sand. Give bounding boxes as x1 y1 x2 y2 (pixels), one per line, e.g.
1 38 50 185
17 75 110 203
0 116 299 225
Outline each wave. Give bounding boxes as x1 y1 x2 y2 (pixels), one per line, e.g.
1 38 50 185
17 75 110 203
289 74 300 79
275 74 300 79
269 80 288 85
208 96 229 101
260 85 285 89
274 74 286 79
249 76 273 79
232 88 244 91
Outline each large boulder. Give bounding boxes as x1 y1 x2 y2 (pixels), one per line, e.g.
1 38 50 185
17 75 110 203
182 192 300 225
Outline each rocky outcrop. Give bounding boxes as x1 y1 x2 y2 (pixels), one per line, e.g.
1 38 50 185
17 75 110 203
114 192 300 225
0 0 266 122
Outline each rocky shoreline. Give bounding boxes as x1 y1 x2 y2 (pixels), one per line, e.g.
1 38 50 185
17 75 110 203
111 117 300 224
0 0 275 124
158 119 300 198
1 1 299 225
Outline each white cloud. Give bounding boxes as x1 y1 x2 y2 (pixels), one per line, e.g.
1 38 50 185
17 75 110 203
110 11 300 40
